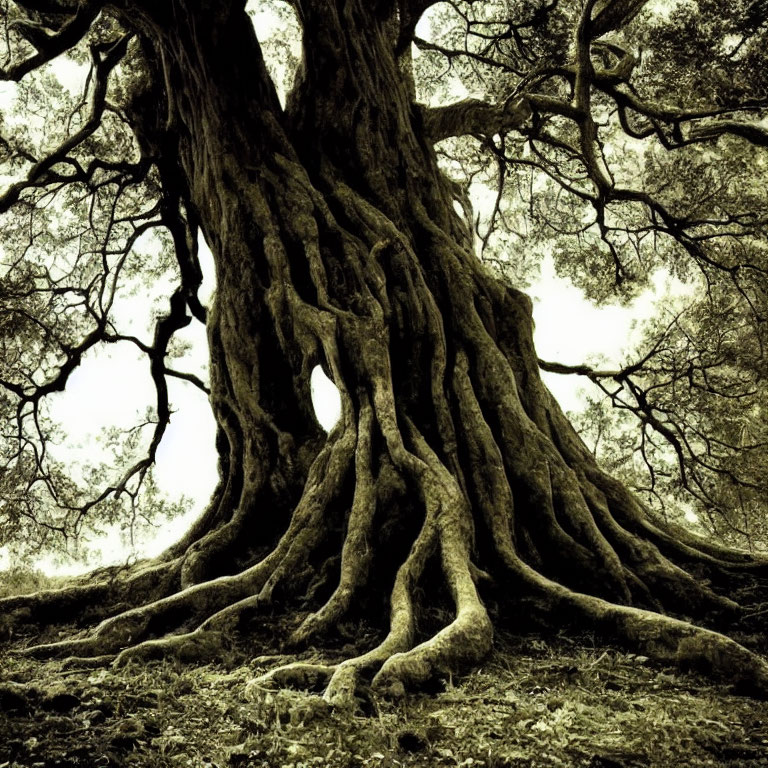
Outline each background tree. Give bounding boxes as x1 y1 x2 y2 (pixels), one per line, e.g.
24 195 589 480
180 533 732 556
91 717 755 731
1 0 768 705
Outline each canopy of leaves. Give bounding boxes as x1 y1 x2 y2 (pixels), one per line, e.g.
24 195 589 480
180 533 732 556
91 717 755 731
415 0 768 547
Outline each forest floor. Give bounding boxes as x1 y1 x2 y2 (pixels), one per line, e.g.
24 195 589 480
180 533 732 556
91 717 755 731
2 574 768 767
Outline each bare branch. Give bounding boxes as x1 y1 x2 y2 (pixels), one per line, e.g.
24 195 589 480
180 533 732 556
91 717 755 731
421 97 532 142
590 0 651 37
164 367 211 395
1 0 104 81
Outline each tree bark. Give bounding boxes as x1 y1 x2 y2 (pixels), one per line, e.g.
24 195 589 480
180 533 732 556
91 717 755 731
4 0 768 704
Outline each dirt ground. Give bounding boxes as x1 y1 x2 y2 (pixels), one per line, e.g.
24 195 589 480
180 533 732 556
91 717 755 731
2 622 768 768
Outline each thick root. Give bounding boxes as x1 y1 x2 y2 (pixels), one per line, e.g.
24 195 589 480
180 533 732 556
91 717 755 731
290 400 377 646
371 604 492 698
0 558 182 637
7 344 767 706
114 629 229 666
497 542 768 696
593 594 768 696
246 662 337 696
19 564 267 659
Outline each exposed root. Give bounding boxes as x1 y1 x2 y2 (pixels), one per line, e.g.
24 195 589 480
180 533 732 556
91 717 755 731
5 0 758 719
0 557 182 635
369 423 493 698
14 420 357 661
586 467 768 572
246 663 337 696
114 629 229 666
290 399 377 646
580 480 740 618
18 568 258 659
247 417 497 708
583 592 768 696
492 517 768 696
6 267 767 707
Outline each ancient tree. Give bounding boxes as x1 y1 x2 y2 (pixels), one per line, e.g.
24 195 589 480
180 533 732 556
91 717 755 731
2 0 768 705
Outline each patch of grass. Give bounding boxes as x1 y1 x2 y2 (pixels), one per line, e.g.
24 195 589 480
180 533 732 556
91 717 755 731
1 629 767 767
0 566 67 598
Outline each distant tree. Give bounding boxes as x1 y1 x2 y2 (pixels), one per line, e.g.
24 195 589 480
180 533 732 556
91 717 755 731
1 0 768 704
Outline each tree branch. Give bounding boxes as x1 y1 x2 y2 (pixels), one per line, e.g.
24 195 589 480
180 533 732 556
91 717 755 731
0 33 133 213
538 359 623 379
1 0 104 81
688 119 768 147
164 367 211 395
590 0 651 37
420 97 532 142
397 0 439 51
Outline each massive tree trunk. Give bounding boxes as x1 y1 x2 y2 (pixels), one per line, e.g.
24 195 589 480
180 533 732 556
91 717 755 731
4 0 768 704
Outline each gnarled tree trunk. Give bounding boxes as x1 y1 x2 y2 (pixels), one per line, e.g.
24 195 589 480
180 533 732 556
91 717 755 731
4 0 768 705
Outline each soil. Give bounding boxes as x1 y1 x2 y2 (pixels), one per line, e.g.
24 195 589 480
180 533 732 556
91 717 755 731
2 621 767 768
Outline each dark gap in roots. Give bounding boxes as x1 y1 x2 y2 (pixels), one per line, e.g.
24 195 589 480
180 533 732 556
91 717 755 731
548 483 588 551
358 461 426 627
228 604 274 642
240 200 273 291
413 229 449 302
503 472 603 599
144 602 200 640
547 484 626 603
497 591 562 638
713 567 768 602
473 292 498 342
517 525 545 569
302 553 342 608
223 498 293 579
411 552 453 640
283 224 320 309
257 338 309 437
702 568 768 648
408 553 466 694
299 494 351 611
14 594 100 632
383 274 439 427
322 193 376 252
620 568 661 612
390 339 432 426
314 224 364 313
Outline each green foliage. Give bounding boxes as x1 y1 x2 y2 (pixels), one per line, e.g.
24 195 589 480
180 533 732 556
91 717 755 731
570 285 768 548
0 14 195 563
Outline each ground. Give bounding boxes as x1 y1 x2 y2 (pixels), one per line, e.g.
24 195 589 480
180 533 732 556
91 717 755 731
2 609 768 768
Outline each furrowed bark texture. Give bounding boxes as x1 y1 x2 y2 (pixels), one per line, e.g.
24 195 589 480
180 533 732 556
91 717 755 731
5 0 768 702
